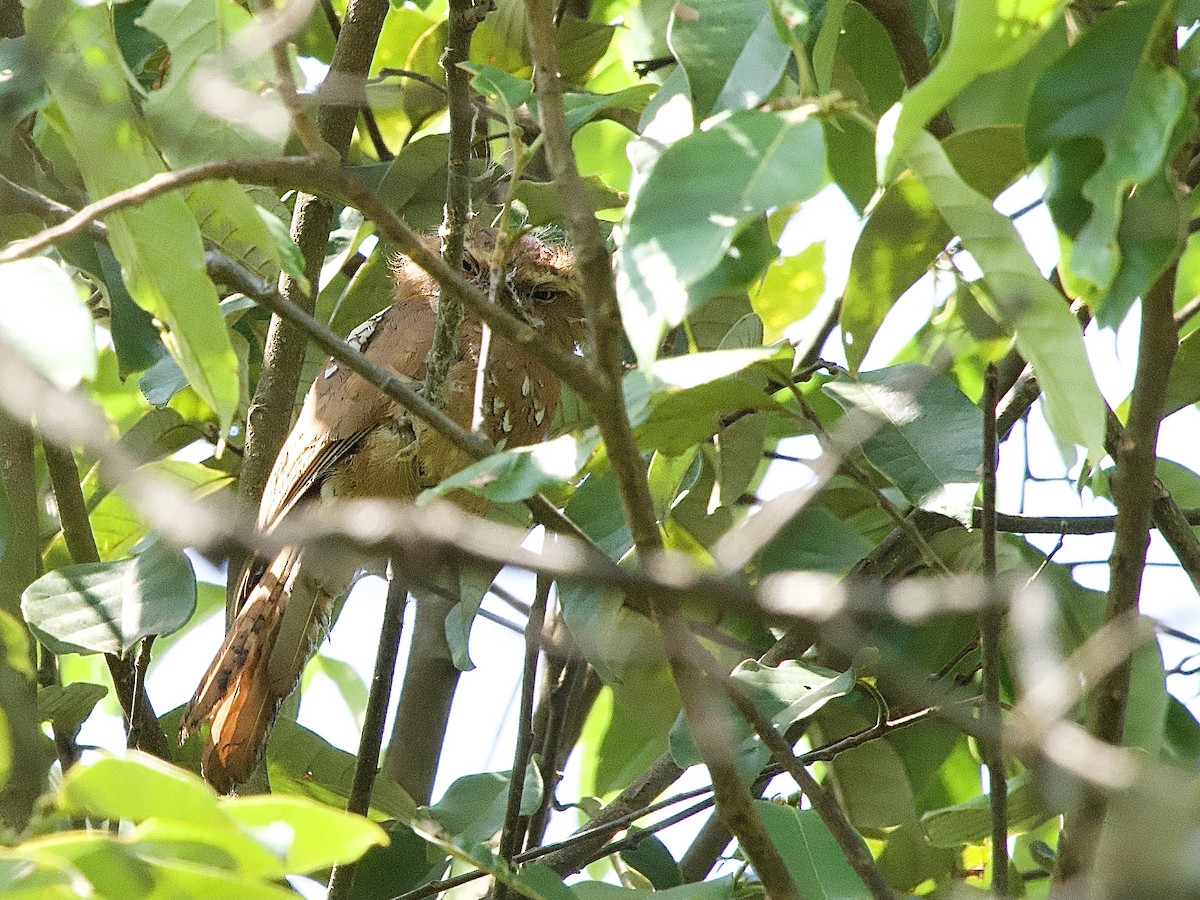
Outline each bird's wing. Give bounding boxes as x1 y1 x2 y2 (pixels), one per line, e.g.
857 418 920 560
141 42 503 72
256 295 440 531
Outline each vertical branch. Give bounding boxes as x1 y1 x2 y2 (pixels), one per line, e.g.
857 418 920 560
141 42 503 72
0 413 40 635
495 575 550 900
383 582 462 804
328 565 409 900
0 411 53 830
317 0 393 161
43 441 172 760
425 0 485 404
979 363 1007 895
1054 265 1179 885
234 0 392 621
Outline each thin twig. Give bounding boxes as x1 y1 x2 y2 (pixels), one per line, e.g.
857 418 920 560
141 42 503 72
680 631 894 900
425 0 486 405
495 574 550 899
42 441 171 760
979 364 1008 894
328 565 409 899
0 157 601 399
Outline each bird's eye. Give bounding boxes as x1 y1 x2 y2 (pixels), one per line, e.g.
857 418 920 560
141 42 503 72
530 288 558 303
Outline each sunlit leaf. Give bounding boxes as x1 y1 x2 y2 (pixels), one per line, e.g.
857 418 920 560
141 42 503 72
903 130 1104 458
0 259 96 390
823 363 983 520
617 108 826 366
878 0 1070 179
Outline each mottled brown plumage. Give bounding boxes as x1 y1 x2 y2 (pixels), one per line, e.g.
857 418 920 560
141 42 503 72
181 229 581 791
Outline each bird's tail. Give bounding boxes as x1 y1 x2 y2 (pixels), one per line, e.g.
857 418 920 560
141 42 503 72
180 547 333 792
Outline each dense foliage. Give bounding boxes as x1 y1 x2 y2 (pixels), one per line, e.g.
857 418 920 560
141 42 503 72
4 0 1200 897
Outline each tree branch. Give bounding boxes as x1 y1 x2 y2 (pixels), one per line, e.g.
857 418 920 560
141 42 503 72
327 565 409 899
0 157 601 400
43 441 172 760
1054 265 1178 885
979 364 1007 894
236 0 392 622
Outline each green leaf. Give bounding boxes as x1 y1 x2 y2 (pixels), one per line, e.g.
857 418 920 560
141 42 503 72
138 0 287 164
835 2 904 117
823 363 983 520
752 241 825 344
0 259 96 390
619 831 682 890
667 0 790 119
760 506 874 574
812 0 849 94
0 37 49 145
1026 0 1186 323
129 817 290 879
842 125 1029 371
428 764 543 845
903 130 1105 458
22 539 197 655
921 774 1055 847
99 245 166 378
877 0 1070 179
346 822 448 900
669 660 854 779
265 718 417 822
572 876 734 900
186 180 284 284
756 802 872 899
948 16 1067 130
60 751 229 826
629 348 793 454
27 0 240 433
1156 324 1200 412
0 610 32 679
559 85 655 132
460 61 532 129
617 108 826 366
36 682 107 739
421 434 596 505
222 794 388 873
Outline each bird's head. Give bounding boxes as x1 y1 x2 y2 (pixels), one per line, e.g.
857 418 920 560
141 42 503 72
462 228 584 347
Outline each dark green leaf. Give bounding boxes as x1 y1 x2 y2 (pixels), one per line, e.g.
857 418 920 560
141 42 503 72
669 660 854 778
921 774 1056 847
620 831 682 890
22 539 196 655
0 37 49 145
823 363 983 520
428 763 542 845
756 801 872 899
668 0 790 119
36 682 107 739
760 506 874 574
1026 0 1186 323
